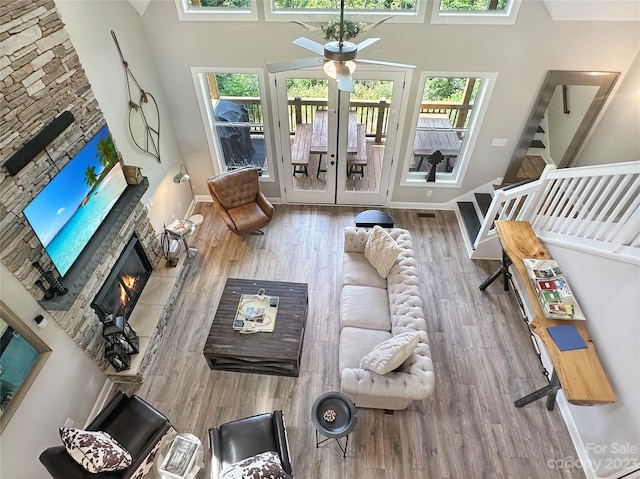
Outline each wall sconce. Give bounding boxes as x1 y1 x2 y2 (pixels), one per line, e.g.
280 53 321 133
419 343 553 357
173 163 190 184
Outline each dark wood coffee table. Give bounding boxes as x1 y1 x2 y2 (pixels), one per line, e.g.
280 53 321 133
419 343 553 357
203 278 308 377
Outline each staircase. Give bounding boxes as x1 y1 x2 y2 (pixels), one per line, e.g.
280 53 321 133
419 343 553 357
457 161 640 263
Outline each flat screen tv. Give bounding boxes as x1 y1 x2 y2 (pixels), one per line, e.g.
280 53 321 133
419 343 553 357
23 125 128 278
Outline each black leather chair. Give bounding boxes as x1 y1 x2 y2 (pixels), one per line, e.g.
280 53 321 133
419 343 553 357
208 410 292 479
39 392 172 479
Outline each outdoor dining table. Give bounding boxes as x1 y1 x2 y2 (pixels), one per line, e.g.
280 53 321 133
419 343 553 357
412 114 461 172
311 110 360 177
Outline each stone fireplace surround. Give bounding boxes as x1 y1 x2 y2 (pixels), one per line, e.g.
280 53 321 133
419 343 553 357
0 0 188 386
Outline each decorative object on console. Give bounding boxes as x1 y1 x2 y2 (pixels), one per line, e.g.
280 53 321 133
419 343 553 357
122 165 143 185
111 31 161 163
32 261 68 299
3 110 74 176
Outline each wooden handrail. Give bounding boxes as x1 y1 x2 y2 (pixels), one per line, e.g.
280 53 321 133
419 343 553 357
219 96 473 141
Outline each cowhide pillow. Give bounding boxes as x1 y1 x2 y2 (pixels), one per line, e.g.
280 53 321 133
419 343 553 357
60 427 132 473
221 451 287 479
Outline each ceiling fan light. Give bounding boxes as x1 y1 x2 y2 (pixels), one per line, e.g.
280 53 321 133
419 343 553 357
345 60 357 74
323 60 357 80
323 61 338 79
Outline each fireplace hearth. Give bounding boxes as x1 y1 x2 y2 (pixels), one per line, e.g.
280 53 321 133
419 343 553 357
91 235 153 323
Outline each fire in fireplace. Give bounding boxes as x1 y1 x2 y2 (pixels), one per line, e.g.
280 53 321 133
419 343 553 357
91 235 153 322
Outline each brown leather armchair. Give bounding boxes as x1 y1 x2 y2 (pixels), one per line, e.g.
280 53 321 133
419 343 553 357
207 167 274 235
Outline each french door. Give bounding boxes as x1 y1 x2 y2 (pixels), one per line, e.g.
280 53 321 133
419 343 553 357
272 69 407 205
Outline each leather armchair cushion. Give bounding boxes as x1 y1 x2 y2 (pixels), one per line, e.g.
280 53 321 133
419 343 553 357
227 202 271 233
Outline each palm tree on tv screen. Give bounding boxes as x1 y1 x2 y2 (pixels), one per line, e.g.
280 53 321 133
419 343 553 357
95 134 118 170
84 165 98 188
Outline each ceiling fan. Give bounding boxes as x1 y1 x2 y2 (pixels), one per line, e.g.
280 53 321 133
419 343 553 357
266 0 414 93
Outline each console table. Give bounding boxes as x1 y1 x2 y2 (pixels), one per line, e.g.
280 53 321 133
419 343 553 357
480 220 616 409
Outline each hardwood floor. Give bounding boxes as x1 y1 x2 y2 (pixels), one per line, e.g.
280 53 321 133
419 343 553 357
138 204 585 479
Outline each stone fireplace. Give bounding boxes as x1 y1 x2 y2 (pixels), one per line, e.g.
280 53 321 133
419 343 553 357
0 0 188 385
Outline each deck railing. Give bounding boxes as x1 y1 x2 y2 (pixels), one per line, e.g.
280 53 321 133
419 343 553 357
220 96 472 144
474 161 640 263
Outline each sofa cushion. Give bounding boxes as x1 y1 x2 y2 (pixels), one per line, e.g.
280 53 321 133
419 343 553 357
59 427 132 473
339 327 392 371
343 252 387 289
359 332 421 375
221 451 286 479
341 285 391 331
364 226 400 278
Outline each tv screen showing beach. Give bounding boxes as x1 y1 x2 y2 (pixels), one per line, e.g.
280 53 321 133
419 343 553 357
23 125 128 277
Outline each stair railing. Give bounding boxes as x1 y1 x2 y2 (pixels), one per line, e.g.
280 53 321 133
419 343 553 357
474 161 640 263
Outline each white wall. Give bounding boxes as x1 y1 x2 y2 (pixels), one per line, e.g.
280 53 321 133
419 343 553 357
55 0 193 232
576 51 640 167
0 264 106 479
546 245 640 478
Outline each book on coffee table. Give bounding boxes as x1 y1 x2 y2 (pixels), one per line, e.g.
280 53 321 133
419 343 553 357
233 294 279 332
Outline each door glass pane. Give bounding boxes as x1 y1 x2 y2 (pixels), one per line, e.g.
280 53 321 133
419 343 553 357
410 76 480 177
208 73 268 174
345 79 393 193
286 78 329 193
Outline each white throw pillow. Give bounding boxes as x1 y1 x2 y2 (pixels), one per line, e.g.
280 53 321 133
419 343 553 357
359 332 420 375
221 451 287 479
59 427 132 473
364 225 400 278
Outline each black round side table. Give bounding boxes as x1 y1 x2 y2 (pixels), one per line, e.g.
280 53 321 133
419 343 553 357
355 209 395 228
311 391 357 458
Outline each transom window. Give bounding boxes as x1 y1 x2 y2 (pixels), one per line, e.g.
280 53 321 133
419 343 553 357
175 0 258 21
431 0 521 24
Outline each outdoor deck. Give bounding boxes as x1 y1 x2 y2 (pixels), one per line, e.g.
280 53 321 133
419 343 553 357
291 138 385 193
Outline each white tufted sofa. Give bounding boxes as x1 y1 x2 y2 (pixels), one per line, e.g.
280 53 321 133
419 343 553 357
339 227 435 410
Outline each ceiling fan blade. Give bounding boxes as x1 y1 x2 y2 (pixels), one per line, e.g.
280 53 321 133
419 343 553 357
334 63 355 93
356 58 416 69
355 38 380 51
293 37 325 56
266 56 324 73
